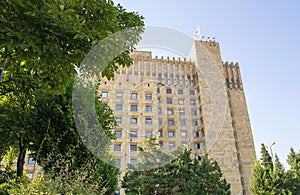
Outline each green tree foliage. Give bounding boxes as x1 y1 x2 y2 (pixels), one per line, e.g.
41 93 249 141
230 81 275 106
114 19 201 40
122 146 230 195
0 0 144 183
250 144 300 194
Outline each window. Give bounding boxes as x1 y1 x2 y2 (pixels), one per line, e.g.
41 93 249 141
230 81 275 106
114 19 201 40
114 144 121 151
131 105 138 111
192 120 198 126
116 117 122 124
130 159 137 166
130 145 137 151
180 120 186 126
158 119 162 125
131 93 138 99
168 143 175 149
130 131 137 138
182 143 188 148
190 90 195 95
158 109 161 115
145 118 152 125
190 100 196 105
193 131 200 138
146 131 153 138
191 110 197 116
102 92 108 98
168 120 174 126
194 143 200 149
27 156 35 164
116 159 121 166
178 89 183 94
168 131 174 137
157 88 160 93
166 88 172 94
130 118 137 124
146 105 152 112
158 130 162 137
167 99 172 104
181 131 187 137
167 109 173 115
116 104 122 111
28 172 33 180
179 109 185 116
158 98 161 104
115 130 122 138
159 142 163 148
145 94 152 100
178 99 184 105
116 92 123 99
195 155 201 161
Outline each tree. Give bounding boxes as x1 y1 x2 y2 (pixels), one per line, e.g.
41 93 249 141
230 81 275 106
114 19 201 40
122 142 231 195
0 0 144 181
250 144 296 195
285 148 300 194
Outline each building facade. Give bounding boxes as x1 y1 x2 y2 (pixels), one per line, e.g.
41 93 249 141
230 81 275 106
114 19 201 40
99 40 256 195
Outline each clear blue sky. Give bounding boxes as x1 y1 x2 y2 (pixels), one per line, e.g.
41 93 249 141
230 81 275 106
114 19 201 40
114 0 300 166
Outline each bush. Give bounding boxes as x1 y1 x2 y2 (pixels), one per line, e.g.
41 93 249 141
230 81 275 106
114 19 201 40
0 183 12 195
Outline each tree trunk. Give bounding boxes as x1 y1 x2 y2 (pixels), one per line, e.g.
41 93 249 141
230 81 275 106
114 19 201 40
16 139 26 183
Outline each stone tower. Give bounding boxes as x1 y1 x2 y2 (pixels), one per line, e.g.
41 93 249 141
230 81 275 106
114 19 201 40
99 40 256 195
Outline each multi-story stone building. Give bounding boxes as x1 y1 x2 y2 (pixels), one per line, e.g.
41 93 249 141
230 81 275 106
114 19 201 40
99 40 256 195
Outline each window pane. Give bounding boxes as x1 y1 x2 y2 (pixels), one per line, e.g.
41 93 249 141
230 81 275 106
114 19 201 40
168 131 174 137
178 99 184 105
181 131 187 137
179 109 185 116
180 120 186 126
28 156 35 164
131 105 138 111
166 88 172 94
146 106 152 112
145 118 152 125
192 120 198 126
116 104 122 111
168 120 174 126
190 100 196 105
116 117 122 124
193 132 200 138
130 131 137 138
115 131 122 138
130 145 137 151
146 131 153 138
145 94 152 100
167 109 173 115
169 143 175 149
102 92 108 98
114 144 121 151
167 99 172 104
191 110 197 115
131 118 137 124
190 90 195 95
130 159 137 166
131 93 138 99
116 92 123 98
178 89 183 94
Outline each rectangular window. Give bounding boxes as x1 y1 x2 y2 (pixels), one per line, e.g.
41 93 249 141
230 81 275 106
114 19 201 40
130 118 137 124
146 131 153 138
167 109 173 115
158 109 161 115
27 156 35 165
130 145 137 151
168 131 174 137
178 99 184 105
116 159 121 166
158 98 161 104
191 110 197 116
145 118 152 125
179 109 185 116
116 104 122 111
146 105 152 112
28 173 33 180
180 120 186 126
168 120 174 126
131 93 138 99
116 117 122 124
169 143 175 149
158 119 162 125
130 159 137 166
130 131 137 138
115 130 122 138
101 92 109 98
181 131 187 137
167 99 172 104
157 88 160 93
131 105 138 111
193 131 200 138
190 100 196 105
145 94 152 100
116 92 123 99
178 89 183 94
166 88 172 94
158 130 162 137
114 144 121 151
190 90 195 95
192 120 198 126
194 143 200 149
